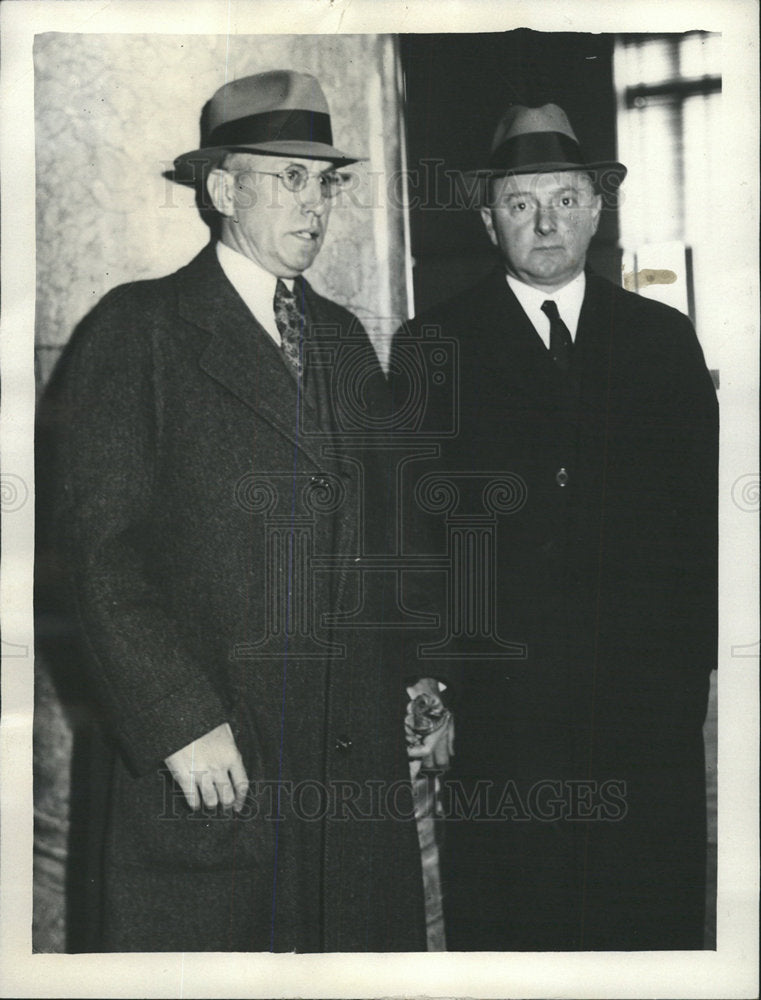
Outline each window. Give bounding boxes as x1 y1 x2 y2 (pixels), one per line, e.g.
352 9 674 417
614 32 722 369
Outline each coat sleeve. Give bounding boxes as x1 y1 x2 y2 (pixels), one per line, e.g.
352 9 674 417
49 287 229 775
663 311 719 681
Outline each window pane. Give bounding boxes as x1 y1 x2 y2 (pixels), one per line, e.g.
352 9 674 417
618 99 683 245
680 32 722 78
620 36 678 86
614 32 722 366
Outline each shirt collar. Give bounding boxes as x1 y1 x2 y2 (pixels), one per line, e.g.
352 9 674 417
505 270 586 343
215 241 294 345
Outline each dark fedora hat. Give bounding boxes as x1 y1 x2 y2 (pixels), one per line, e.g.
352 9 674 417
173 70 365 182
469 103 626 183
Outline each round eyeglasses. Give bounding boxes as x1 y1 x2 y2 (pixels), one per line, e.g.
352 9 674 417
234 163 351 199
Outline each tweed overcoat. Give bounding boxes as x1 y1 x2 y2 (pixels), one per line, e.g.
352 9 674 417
45 244 427 952
393 268 718 950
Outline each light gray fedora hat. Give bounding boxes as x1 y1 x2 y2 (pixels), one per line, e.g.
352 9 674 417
468 102 626 183
173 70 365 182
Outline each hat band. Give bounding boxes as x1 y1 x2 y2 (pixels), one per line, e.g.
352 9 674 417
490 131 586 171
208 109 333 149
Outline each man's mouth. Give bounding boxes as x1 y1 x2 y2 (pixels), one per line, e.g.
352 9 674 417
291 229 320 242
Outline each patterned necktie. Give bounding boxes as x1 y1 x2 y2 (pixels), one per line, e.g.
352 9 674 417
273 278 303 381
541 299 573 372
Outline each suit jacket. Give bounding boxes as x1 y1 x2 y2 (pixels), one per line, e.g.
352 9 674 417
393 267 718 950
41 244 427 952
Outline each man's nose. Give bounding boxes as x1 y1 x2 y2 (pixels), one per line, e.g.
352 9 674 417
534 204 557 235
298 177 328 213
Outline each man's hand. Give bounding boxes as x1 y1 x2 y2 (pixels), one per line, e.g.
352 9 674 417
406 677 455 774
164 722 249 812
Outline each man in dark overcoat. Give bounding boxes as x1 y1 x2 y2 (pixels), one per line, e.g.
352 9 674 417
392 104 718 950
42 71 450 953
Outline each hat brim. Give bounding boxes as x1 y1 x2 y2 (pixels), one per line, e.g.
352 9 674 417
465 160 627 184
172 140 365 184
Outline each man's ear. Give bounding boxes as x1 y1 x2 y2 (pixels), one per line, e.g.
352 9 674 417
206 168 235 218
480 205 498 247
590 192 603 235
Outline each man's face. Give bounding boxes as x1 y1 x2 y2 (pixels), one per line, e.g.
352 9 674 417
480 170 602 293
210 153 336 277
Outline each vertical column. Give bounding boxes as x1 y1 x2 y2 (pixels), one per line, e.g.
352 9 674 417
414 473 528 660
232 473 345 660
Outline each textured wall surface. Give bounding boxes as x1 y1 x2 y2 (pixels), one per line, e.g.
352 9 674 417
33 31 408 953
34 32 406 378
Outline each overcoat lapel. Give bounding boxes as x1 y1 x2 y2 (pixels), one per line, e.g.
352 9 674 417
473 269 574 406
298 277 361 612
178 245 360 614
177 245 326 470
572 273 618 388
476 269 626 416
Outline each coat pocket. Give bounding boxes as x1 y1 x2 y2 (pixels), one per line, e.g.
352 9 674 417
106 712 274 874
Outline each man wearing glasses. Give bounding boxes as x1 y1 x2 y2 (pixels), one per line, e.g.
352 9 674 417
43 71 443 952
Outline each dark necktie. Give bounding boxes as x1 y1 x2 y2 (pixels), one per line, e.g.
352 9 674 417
541 299 573 372
274 278 304 381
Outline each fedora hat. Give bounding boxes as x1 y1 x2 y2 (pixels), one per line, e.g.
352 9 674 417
469 103 626 183
173 70 365 182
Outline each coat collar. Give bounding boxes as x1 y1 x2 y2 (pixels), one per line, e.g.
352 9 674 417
471 268 573 398
572 270 618 380
469 267 616 399
177 244 327 469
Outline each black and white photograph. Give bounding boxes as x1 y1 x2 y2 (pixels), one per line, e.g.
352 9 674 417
1 1 758 997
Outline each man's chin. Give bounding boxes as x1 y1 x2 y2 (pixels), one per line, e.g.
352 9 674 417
283 246 322 274
517 259 579 288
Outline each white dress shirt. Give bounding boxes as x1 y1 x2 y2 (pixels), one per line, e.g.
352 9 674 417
215 241 294 346
506 271 586 348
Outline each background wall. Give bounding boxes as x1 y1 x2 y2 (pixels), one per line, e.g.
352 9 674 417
33 31 408 953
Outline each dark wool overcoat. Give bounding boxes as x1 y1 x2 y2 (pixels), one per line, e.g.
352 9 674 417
393 268 718 951
43 244 427 952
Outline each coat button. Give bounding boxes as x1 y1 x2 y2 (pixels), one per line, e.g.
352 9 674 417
555 467 569 487
334 735 353 752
